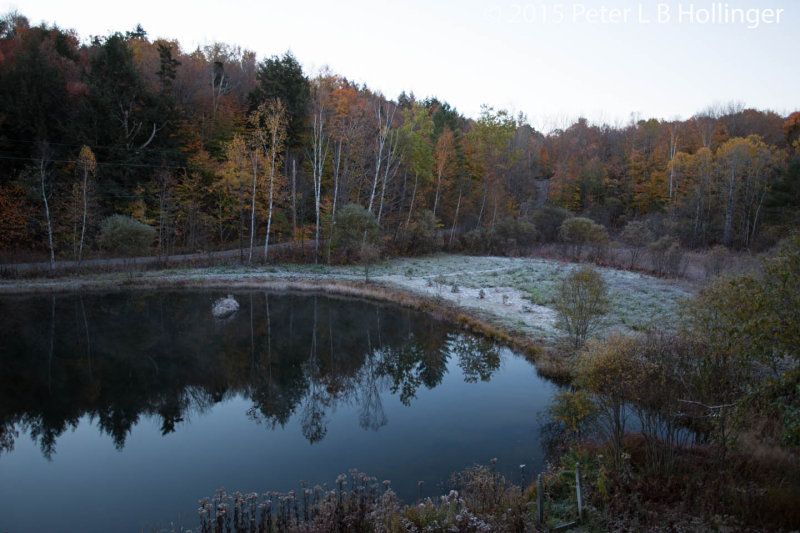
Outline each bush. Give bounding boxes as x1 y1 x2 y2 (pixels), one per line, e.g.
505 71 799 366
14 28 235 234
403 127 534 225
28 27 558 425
494 217 537 251
685 233 800 447
559 217 609 260
98 214 155 257
396 209 442 255
703 244 730 278
333 203 380 262
555 265 609 349
461 218 537 255
620 220 654 269
648 236 685 277
576 334 640 468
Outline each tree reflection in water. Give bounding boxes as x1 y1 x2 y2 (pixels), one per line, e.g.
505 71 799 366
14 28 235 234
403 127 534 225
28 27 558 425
0 291 502 456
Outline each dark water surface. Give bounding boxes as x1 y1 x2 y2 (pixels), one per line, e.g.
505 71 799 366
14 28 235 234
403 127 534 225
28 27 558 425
0 290 558 532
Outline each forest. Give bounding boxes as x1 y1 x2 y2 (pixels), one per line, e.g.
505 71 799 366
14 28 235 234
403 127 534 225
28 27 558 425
2 11 799 266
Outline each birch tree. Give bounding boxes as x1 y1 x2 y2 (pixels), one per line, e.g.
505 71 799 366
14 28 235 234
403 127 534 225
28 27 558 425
252 99 287 263
245 114 265 264
715 136 777 248
310 78 331 263
37 143 56 269
75 145 96 263
368 100 396 216
666 120 680 207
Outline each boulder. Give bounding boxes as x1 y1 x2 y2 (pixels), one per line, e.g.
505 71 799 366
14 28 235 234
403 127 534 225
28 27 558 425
212 294 239 319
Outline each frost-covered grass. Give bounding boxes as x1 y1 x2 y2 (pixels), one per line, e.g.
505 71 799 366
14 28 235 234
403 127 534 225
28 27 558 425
0 253 693 346
358 254 693 344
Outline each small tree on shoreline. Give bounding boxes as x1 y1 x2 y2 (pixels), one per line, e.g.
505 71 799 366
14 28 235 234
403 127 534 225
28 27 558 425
555 265 609 349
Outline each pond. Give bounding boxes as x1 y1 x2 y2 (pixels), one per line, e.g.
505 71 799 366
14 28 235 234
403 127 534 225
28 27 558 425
0 290 559 532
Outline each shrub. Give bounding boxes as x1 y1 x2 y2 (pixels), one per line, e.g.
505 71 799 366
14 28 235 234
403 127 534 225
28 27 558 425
648 236 685 277
333 203 380 262
494 217 537 253
396 209 442 255
98 214 155 256
703 244 730 278
554 265 609 349
461 218 537 255
684 234 800 447
620 220 654 269
360 242 380 283
559 217 609 260
576 334 641 468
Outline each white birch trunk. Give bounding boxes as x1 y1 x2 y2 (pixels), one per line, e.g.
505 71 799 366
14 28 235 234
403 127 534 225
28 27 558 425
327 139 342 264
450 189 462 246
40 158 55 269
312 110 329 263
406 172 419 228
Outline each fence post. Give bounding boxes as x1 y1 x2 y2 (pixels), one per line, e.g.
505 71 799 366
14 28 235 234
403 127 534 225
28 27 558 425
575 463 583 521
537 474 544 525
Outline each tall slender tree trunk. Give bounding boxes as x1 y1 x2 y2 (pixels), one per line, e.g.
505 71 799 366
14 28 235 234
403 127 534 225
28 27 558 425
291 158 297 242
722 169 737 247
368 106 385 213
406 172 419 228
377 134 399 226
450 188 462 246
312 111 329 264
667 123 679 210
750 189 767 247
394 168 408 241
433 165 443 218
79 170 88 263
39 157 55 270
476 178 488 229
327 139 342 264
238 185 244 264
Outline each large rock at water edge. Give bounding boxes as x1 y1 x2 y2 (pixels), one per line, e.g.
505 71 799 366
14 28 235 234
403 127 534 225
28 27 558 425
212 295 239 319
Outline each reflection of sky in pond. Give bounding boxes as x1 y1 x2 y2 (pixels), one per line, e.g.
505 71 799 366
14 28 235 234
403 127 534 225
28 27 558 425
0 291 558 532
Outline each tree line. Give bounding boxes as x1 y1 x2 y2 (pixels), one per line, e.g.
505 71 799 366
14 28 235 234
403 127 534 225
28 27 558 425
1 11 799 265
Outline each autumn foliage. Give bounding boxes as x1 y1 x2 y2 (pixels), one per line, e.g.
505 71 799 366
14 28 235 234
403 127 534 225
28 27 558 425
0 12 798 265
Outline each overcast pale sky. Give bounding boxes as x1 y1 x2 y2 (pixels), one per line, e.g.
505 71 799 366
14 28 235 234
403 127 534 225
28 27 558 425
7 0 799 129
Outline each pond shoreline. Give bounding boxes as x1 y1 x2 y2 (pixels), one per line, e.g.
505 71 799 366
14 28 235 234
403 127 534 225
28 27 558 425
0 269 574 380
0 254 694 381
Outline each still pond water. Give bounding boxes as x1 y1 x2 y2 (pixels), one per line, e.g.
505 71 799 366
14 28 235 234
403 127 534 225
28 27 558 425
0 291 559 532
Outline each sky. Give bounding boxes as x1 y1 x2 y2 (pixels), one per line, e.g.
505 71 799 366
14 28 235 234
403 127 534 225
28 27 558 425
7 0 799 130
